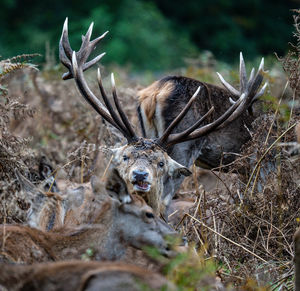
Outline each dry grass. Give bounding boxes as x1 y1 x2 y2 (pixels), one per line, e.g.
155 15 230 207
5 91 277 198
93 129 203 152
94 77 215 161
0 11 299 290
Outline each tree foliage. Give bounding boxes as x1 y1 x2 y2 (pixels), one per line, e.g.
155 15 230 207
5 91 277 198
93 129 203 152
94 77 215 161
0 0 296 70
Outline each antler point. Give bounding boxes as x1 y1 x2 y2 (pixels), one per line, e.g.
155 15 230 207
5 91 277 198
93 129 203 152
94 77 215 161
258 57 264 72
111 73 116 88
71 51 78 75
97 68 101 81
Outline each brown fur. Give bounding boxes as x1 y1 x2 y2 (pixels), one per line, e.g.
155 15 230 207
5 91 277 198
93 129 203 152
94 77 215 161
0 193 175 264
167 198 195 226
137 75 256 169
0 199 111 263
0 260 174 291
38 192 65 231
138 81 174 125
28 180 100 231
109 139 191 216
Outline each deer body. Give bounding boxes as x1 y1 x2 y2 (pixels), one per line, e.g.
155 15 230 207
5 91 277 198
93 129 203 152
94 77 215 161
0 192 176 264
137 76 256 205
138 76 254 169
59 19 266 216
0 260 174 291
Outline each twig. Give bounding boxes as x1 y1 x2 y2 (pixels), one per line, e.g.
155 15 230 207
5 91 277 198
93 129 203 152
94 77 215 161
100 155 113 182
244 123 297 195
186 214 268 263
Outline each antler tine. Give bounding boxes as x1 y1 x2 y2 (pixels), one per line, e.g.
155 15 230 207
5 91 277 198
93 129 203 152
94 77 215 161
61 18 73 59
77 23 108 66
97 69 131 139
248 67 255 86
251 82 268 104
60 20 137 142
216 72 240 96
246 57 264 94
71 52 119 129
79 22 94 50
258 57 264 72
60 17 108 80
163 55 268 147
62 52 106 80
166 96 242 146
166 106 215 146
239 52 247 93
59 18 73 69
157 86 201 146
217 53 267 116
111 73 137 140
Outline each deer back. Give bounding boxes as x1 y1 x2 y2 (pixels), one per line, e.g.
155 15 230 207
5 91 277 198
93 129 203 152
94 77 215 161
138 76 255 169
0 260 175 291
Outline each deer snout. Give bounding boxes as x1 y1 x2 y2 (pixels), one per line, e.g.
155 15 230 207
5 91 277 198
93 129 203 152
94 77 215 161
132 170 149 181
131 170 151 192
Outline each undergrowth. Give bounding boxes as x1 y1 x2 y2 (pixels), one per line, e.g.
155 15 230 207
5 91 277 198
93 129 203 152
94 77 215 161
0 10 299 291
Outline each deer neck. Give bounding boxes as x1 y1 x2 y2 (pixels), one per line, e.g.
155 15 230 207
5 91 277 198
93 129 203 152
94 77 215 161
134 178 164 215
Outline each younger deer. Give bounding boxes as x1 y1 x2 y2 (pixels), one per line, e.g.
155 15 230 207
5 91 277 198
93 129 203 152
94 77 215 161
59 19 266 216
0 179 176 264
0 260 175 291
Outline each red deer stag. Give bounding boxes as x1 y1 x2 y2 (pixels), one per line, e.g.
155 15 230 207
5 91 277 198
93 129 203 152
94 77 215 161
0 177 176 264
59 19 266 215
0 260 175 291
137 55 267 206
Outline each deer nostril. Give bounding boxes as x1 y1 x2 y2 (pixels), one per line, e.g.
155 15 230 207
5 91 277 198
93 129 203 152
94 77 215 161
132 170 149 182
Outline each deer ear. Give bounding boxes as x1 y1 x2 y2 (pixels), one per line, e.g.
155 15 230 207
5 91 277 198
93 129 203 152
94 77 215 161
168 159 192 178
108 146 125 164
15 170 38 193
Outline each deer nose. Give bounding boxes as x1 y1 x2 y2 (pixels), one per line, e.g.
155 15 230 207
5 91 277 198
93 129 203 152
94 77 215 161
132 170 148 182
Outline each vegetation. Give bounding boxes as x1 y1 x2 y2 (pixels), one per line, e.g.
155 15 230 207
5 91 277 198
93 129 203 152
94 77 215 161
0 0 296 70
0 4 299 291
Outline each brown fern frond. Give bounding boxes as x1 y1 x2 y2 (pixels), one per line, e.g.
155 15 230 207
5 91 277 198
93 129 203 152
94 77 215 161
0 54 40 79
277 10 300 101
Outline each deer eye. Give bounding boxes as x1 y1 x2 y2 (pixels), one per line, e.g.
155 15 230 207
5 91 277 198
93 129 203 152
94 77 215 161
158 161 164 168
145 211 154 219
123 155 129 161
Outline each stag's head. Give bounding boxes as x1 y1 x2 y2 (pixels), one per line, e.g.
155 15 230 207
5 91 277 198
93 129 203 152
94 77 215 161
110 139 190 197
59 19 194 214
59 19 266 215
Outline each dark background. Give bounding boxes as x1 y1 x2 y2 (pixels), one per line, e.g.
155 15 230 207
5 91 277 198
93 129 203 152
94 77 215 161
0 0 298 70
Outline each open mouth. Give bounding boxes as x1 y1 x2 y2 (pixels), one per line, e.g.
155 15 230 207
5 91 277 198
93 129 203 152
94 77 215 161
133 181 151 192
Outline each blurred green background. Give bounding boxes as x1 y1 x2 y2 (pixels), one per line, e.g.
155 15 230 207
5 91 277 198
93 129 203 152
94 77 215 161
0 0 297 71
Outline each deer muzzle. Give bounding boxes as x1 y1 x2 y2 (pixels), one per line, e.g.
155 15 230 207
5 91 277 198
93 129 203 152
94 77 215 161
131 170 151 192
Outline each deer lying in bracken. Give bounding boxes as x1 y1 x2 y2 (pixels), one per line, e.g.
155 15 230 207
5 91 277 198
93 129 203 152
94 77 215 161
137 55 267 206
0 177 176 264
16 170 99 231
59 19 266 215
0 260 175 291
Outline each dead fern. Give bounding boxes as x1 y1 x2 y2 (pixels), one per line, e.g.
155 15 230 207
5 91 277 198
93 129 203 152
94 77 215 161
277 9 300 102
0 54 39 223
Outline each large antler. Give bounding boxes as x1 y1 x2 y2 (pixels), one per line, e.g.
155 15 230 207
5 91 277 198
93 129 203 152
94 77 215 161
59 18 137 142
156 52 267 148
